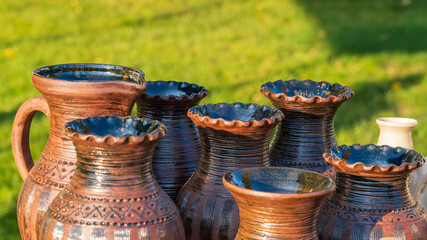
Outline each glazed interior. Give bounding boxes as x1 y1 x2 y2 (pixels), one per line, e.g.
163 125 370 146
225 167 333 194
66 116 165 138
328 144 423 167
261 79 352 98
33 63 144 84
189 102 281 122
145 81 207 98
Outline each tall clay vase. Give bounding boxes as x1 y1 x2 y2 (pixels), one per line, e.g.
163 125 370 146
40 116 185 239
12 64 146 240
176 102 284 240
376 117 427 211
223 167 334 240
317 144 427 239
260 79 354 176
136 81 208 201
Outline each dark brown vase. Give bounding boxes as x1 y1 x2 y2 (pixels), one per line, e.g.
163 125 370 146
11 64 146 240
223 167 334 240
136 81 208 201
317 144 427 239
176 102 284 240
260 79 354 176
40 116 185 239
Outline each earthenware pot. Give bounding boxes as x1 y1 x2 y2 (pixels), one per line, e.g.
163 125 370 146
12 64 146 240
260 79 354 176
317 144 427 239
136 81 208 201
176 102 284 240
39 116 185 239
223 166 334 240
376 117 427 212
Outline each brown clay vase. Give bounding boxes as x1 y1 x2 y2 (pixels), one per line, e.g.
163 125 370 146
260 79 354 177
136 81 208 201
317 144 427 239
176 102 284 240
11 64 146 240
39 116 185 239
223 166 334 240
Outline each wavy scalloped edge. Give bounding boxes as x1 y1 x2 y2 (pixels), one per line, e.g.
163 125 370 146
187 102 284 128
260 79 354 104
65 116 167 145
140 80 208 102
323 144 424 174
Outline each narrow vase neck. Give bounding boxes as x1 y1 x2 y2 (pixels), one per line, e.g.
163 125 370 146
137 99 199 119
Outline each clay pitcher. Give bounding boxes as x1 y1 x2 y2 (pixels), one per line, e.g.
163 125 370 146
12 63 146 240
136 81 208 201
176 102 284 240
40 116 185 239
317 144 427 239
260 79 354 177
376 117 427 211
223 166 334 240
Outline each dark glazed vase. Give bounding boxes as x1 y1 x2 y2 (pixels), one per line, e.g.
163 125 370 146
12 64 146 240
317 144 427 240
176 102 284 240
260 79 354 176
40 116 185 239
136 81 208 201
223 167 334 240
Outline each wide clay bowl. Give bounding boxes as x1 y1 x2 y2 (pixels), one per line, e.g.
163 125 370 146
324 144 424 175
65 115 166 142
141 80 208 102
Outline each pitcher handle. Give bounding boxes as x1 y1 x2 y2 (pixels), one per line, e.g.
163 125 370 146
12 96 50 180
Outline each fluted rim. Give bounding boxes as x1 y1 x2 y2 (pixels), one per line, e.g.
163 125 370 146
187 102 284 128
65 116 167 145
140 80 208 102
260 79 354 104
324 144 424 174
223 167 335 199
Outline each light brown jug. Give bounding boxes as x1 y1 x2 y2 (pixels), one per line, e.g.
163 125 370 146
12 63 146 240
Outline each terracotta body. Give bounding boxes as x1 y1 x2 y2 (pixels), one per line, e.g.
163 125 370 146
136 81 208 201
223 167 334 240
40 116 184 239
317 144 427 239
260 79 354 176
12 64 146 240
176 102 284 240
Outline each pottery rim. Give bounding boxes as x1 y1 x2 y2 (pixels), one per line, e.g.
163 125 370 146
376 117 418 128
223 166 335 199
140 80 208 102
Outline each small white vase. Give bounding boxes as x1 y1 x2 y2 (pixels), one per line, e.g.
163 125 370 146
376 117 427 211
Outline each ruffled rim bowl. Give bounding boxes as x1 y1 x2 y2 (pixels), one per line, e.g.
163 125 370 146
140 80 208 102
223 167 334 199
188 102 284 128
260 79 354 104
324 144 424 174
66 116 167 144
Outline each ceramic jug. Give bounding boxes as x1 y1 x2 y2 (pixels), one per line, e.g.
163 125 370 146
176 102 284 240
317 144 427 239
376 117 427 211
136 81 208 201
40 116 185 239
260 79 354 177
12 63 146 240
223 166 334 240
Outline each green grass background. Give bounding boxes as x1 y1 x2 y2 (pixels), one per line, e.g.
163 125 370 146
1 0 427 238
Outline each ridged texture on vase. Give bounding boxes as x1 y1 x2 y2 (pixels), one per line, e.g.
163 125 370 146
260 79 354 176
176 102 284 240
40 116 185 239
16 64 146 240
223 167 334 240
317 144 427 240
136 81 208 201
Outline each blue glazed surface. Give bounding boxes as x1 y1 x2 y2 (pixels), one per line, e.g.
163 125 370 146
145 81 207 98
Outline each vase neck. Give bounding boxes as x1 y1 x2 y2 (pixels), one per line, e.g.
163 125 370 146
137 99 199 119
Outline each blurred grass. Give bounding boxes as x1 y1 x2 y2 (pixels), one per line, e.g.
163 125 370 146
1 0 427 238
